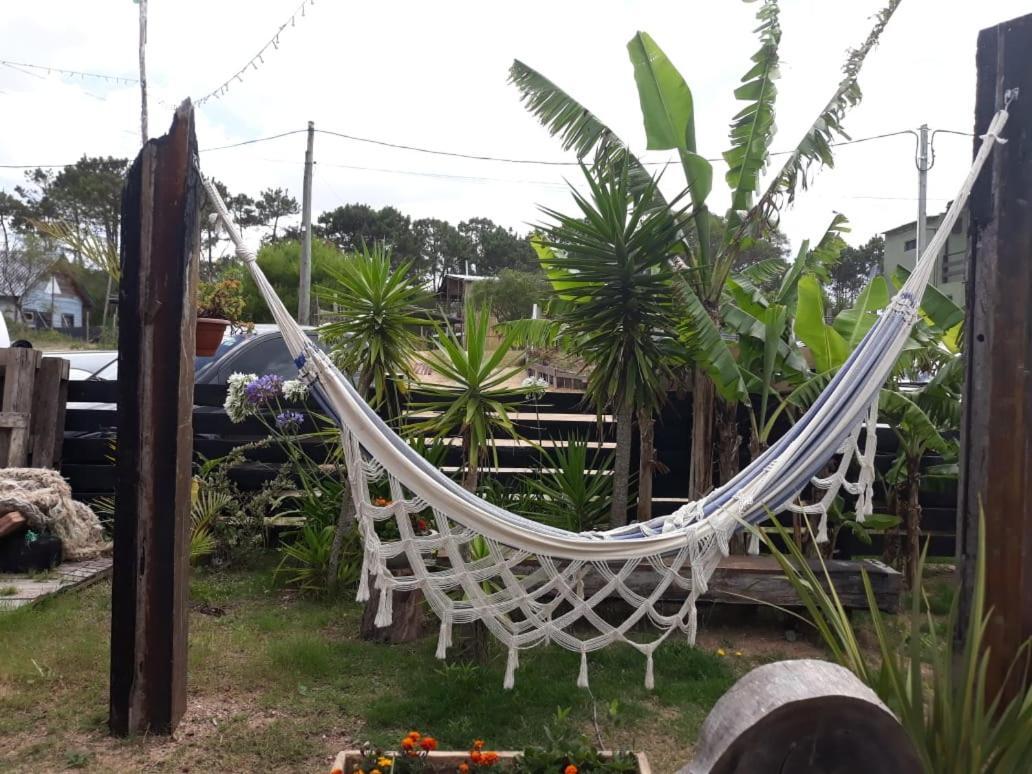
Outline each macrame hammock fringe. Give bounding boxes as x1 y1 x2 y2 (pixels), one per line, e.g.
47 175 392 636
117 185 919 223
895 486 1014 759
200 107 1009 689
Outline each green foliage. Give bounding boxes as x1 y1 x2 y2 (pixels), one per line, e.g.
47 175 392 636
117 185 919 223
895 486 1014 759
759 513 1032 773
514 707 638 773
317 243 430 409
524 437 614 533
240 238 345 323
197 276 250 327
275 522 362 594
409 306 527 488
466 268 551 323
539 164 682 417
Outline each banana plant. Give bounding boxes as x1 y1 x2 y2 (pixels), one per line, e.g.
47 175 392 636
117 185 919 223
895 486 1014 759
790 271 964 581
510 0 902 495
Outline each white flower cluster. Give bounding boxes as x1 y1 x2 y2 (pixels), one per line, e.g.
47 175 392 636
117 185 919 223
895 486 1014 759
282 378 309 402
224 372 258 423
521 375 550 394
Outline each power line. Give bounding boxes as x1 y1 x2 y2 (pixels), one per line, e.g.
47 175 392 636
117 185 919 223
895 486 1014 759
200 130 309 152
194 0 316 106
0 58 139 85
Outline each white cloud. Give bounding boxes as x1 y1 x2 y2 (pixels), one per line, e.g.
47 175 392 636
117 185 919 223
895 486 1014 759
2 0 1027 250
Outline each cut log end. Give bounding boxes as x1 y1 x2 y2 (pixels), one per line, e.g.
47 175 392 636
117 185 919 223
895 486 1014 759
682 659 921 774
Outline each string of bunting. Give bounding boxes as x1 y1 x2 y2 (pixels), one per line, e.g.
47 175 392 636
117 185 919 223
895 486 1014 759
195 0 316 106
0 59 139 86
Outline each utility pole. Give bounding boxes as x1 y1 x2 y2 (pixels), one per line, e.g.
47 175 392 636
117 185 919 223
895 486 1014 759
915 123 930 255
298 121 314 324
138 0 148 145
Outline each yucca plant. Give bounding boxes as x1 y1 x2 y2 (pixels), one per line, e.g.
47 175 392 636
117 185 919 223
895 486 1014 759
409 305 528 492
538 163 683 526
758 513 1032 773
524 436 614 533
317 242 430 413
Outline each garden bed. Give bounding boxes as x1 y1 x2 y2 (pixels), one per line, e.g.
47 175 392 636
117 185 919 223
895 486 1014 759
332 749 652 773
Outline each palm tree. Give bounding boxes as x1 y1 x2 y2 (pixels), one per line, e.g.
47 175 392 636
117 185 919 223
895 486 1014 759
318 243 430 413
538 165 683 526
509 0 902 495
316 243 429 589
409 305 527 492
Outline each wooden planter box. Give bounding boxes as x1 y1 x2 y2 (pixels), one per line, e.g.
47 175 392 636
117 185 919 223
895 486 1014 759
332 750 651 773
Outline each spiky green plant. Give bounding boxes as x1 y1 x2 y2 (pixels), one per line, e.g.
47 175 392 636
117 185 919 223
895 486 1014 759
524 436 614 533
758 513 1032 773
317 243 430 412
409 305 527 492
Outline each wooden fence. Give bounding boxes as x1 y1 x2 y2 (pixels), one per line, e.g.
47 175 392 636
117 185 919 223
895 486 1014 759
62 380 959 557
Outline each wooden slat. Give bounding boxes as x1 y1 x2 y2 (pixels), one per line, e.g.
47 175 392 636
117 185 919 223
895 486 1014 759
0 347 40 465
30 356 69 468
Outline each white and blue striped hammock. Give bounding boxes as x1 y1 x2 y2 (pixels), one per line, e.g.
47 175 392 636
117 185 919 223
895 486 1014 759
201 106 1008 689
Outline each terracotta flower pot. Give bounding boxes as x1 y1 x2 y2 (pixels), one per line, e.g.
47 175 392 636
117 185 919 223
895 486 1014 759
195 317 229 356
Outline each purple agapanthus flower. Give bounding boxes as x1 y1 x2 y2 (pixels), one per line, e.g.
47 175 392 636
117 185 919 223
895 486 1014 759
244 374 284 405
275 411 305 430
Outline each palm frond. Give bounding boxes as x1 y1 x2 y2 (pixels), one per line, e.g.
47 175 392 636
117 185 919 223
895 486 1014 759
748 0 902 229
724 0 782 213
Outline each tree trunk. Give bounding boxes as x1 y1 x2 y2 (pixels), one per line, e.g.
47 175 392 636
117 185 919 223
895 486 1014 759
636 408 655 522
690 368 715 499
359 569 427 644
903 455 922 588
327 483 356 593
716 398 741 485
101 272 113 330
611 402 634 528
461 431 479 493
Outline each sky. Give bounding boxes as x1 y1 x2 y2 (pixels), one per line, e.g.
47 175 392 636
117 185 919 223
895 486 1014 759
1 0 1028 253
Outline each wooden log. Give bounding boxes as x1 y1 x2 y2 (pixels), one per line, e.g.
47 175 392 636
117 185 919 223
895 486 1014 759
29 356 69 468
959 12 1032 701
0 348 40 466
109 101 200 737
359 570 427 644
511 555 901 612
681 659 921 774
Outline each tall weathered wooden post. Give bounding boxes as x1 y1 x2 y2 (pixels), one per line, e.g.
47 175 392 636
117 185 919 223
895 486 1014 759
109 102 200 735
959 12 1032 700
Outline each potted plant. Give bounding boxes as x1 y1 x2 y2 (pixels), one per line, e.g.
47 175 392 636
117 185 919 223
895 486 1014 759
196 277 250 356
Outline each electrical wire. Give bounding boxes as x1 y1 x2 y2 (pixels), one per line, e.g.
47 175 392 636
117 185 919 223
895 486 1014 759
0 58 139 84
194 0 316 105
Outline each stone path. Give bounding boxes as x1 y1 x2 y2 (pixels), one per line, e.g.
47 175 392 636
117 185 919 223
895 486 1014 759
0 557 112 611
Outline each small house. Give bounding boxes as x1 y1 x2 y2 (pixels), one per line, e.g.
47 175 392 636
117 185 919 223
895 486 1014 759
0 269 94 331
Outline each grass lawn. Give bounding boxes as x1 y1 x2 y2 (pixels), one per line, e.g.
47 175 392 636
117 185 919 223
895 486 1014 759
0 560 830 773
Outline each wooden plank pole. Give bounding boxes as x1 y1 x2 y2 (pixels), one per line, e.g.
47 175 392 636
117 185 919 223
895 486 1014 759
959 12 1032 700
109 101 200 736
29 356 69 468
0 348 41 466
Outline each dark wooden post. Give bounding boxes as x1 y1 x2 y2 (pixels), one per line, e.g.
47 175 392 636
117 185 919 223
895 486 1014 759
959 13 1032 700
109 102 200 736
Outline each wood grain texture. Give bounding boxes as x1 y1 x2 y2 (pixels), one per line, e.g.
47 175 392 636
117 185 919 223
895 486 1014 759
109 101 200 737
681 659 921 774
959 12 1032 700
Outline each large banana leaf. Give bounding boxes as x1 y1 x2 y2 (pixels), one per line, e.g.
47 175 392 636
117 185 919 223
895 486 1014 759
627 31 696 152
795 274 847 372
891 265 964 333
758 302 788 425
674 275 747 402
879 388 956 457
724 0 781 212
833 275 890 349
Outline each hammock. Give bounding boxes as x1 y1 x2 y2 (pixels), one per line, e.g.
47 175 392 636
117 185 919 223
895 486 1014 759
200 107 1008 689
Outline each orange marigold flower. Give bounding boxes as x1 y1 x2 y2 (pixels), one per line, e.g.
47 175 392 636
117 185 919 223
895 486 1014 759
458 764 470 774
481 752 499 766
472 739 485 751
420 737 438 751
470 751 482 764
407 731 421 740
564 765 578 774
401 738 415 751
